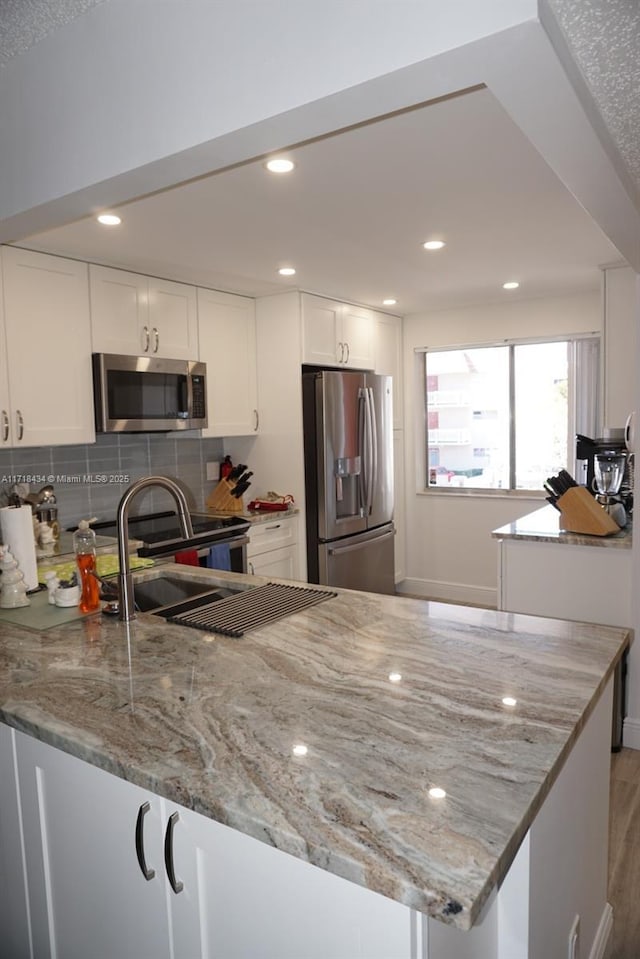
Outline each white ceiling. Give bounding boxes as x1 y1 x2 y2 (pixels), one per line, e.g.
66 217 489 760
21 86 622 315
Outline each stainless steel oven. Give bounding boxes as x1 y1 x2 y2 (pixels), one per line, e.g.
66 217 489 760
79 511 249 573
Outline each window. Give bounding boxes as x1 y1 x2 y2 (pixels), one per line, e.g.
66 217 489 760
424 337 599 491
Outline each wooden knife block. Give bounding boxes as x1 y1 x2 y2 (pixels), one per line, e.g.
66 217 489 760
206 478 243 513
557 486 620 536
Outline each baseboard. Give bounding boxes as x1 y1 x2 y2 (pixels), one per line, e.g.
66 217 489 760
396 577 497 608
622 716 640 750
589 901 613 959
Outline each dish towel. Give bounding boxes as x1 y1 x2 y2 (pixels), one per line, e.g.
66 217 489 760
175 549 200 567
207 544 231 571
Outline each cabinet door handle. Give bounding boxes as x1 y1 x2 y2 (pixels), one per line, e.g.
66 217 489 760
338 342 344 363
135 801 155 881
16 410 24 441
253 408 259 431
344 342 350 365
142 326 150 352
164 812 184 894
1 410 8 442
152 327 159 353
265 524 281 531
249 561 255 574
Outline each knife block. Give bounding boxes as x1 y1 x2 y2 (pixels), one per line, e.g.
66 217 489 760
557 486 620 536
206 479 243 513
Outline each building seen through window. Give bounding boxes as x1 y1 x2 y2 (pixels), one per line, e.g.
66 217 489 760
425 338 598 491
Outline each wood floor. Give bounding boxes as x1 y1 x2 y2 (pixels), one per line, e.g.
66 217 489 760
604 747 640 958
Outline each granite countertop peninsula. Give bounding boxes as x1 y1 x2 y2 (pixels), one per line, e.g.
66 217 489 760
492 503 632 549
0 565 629 931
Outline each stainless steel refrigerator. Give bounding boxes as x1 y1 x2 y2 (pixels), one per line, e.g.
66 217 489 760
302 368 395 594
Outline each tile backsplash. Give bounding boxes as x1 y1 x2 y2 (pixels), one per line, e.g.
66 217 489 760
0 434 226 529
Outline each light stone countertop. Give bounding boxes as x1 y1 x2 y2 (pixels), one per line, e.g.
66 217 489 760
0 565 629 931
492 504 632 549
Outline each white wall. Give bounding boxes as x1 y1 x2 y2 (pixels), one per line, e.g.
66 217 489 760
400 291 602 606
603 264 638 427
0 0 536 239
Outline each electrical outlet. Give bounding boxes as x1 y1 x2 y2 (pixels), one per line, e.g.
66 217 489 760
206 461 220 482
568 914 580 959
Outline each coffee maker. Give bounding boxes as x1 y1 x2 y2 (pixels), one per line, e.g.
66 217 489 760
575 429 634 515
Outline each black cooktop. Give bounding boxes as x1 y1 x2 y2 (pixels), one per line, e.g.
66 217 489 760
68 511 250 556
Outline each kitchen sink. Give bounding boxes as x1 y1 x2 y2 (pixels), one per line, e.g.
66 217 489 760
124 573 248 617
125 573 335 637
133 575 219 612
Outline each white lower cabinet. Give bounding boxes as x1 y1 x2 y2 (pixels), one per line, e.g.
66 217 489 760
0 725 31 959
247 516 299 579
16 730 171 959
8 728 414 959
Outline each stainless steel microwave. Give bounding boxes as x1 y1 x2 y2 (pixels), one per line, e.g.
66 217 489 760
92 353 208 432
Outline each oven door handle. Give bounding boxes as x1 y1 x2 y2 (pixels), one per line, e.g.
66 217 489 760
197 534 250 551
137 533 250 558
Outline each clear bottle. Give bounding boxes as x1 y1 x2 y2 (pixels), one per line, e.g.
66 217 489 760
73 517 100 613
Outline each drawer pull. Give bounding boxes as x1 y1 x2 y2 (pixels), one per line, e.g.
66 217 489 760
135 801 155 881
164 812 184 894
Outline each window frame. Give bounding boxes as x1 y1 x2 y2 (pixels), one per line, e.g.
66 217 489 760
418 332 601 496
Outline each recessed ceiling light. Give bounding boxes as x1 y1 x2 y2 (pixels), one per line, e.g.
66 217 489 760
278 267 296 276
266 158 295 174
292 743 308 756
502 696 517 707
383 299 397 306
423 240 445 251
97 213 121 226
503 281 519 290
388 672 402 683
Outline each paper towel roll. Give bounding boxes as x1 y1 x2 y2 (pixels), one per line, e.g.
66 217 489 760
1 505 38 591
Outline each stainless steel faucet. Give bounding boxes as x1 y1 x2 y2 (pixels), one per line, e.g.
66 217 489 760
116 476 194 622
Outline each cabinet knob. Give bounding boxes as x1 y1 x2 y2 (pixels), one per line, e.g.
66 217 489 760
16 410 24 441
142 326 150 352
1 410 8 442
152 327 159 354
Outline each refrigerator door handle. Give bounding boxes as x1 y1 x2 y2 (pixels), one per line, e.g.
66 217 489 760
359 387 377 515
358 388 368 515
367 387 378 513
327 528 395 556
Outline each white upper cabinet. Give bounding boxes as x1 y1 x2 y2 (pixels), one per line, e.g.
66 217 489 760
1 246 95 447
90 265 198 359
0 267 10 449
197 287 259 437
340 302 376 370
375 312 403 429
302 293 375 369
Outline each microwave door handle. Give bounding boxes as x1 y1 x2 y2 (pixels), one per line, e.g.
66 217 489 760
181 375 191 417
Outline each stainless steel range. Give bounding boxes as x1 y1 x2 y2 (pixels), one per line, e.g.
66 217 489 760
71 511 251 571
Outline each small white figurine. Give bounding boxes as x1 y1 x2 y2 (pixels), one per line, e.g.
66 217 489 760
0 547 31 608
